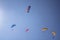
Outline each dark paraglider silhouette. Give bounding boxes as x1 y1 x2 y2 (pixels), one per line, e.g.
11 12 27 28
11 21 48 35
10 24 16 31
11 24 16 28
26 5 31 13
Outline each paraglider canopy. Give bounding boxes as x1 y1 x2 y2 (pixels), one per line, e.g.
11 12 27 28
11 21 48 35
25 28 29 32
41 27 48 31
10 24 16 31
52 31 56 39
11 24 16 28
52 32 56 36
26 5 31 13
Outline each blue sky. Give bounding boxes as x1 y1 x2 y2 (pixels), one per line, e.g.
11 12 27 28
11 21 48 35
0 0 60 40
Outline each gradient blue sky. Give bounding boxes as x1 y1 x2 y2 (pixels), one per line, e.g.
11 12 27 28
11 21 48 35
0 0 60 40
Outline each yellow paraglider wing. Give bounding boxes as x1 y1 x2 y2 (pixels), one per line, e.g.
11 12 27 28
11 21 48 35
41 28 48 31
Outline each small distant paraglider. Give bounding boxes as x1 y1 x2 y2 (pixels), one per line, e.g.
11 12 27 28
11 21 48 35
11 24 16 31
26 5 31 13
52 31 56 39
25 28 29 32
41 27 48 31
11 24 16 28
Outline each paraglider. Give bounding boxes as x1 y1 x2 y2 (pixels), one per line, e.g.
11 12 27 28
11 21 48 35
26 5 31 13
11 24 16 28
25 28 29 32
41 27 48 31
52 31 56 39
10 24 16 31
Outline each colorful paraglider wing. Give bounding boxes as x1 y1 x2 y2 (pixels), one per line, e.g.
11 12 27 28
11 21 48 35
52 32 56 39
52 32 56 36
41 28 48 31
11 24 16 28
26 5 31 13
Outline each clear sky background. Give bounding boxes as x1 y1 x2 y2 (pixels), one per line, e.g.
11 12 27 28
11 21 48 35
0 0 60 40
